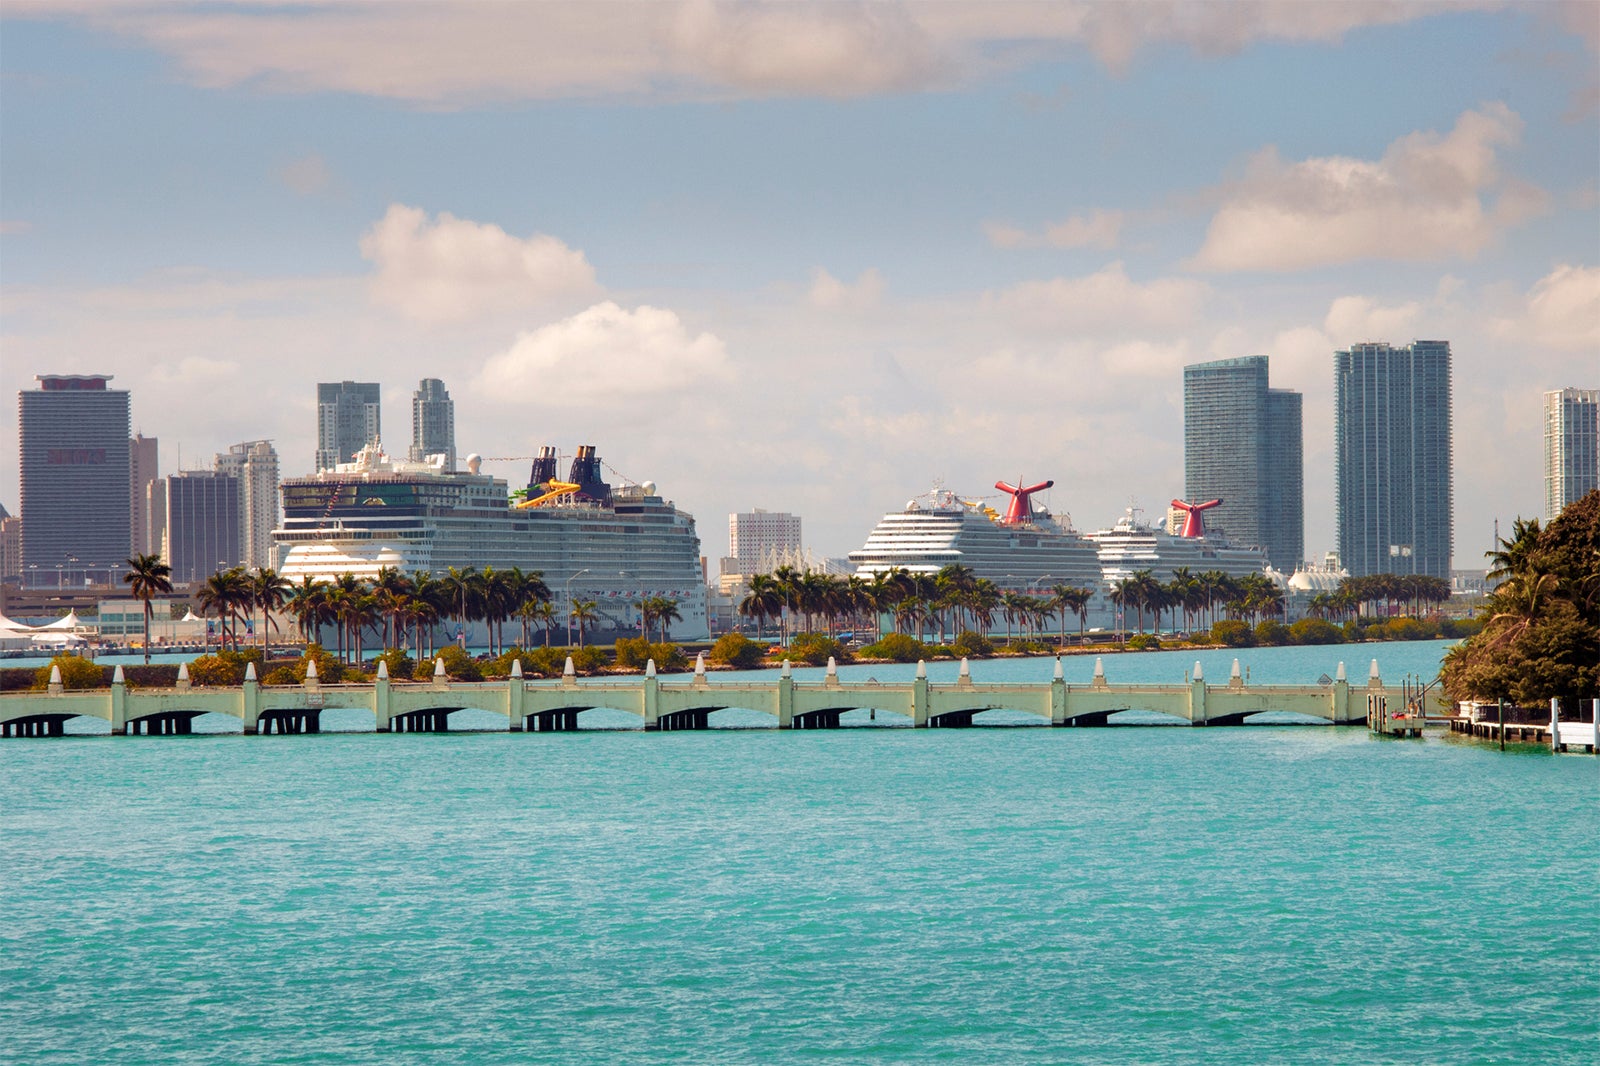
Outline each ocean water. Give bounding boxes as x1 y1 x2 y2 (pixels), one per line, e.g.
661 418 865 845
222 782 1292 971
3 642 1596 1063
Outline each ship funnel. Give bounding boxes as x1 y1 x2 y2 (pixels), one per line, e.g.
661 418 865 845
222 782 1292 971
1171 498 1222 538
995 478 1054 524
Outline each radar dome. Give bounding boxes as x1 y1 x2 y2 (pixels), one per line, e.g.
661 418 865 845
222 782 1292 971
641 481 657 496
465 453 482 474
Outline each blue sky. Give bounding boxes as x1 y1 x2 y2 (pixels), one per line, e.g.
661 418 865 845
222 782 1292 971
2 2 1596 565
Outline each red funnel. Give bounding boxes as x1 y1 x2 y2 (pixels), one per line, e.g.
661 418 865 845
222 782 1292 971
1171 498 1222 538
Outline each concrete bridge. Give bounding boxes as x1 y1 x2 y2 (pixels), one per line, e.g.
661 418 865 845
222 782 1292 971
0 654 1432 737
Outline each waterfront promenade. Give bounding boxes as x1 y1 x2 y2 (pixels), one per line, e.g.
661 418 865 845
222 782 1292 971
0 654 1434 736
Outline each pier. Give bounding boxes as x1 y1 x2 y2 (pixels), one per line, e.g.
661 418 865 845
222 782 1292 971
0 655 1443 737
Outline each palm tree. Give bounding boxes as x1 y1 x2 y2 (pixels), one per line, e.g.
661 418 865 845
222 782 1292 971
287 577 331 646
653 598 682 642
739 574 784 640
529 600 557 647
250 568 292 663
441 566 484 648
122 554 173 664
569 599 598 647
197 568 249 651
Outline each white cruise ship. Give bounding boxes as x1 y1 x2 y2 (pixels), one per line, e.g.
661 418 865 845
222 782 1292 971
273 444 709 639
848 480 1105 592
1086 504 1274 585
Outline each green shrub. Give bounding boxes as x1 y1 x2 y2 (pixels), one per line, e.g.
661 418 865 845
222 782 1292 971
709 632 767 669
571 646 608 674
648 643 689 672
262 665 299 686
1127 634 1162 651
33 655 104 690
1010 639 1053 655
370 647 415 681
1210 619 1256 648
1439 617 1483 639
951 631 994 658
859 632 927 663
185 653 246 686
786 632 847 666
414 644 483 681
1288 618 1344 645
1254 621 1291 647
613 636 652 669
285 644 347 684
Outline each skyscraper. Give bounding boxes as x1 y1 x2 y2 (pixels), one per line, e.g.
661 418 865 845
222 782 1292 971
1334 340 1453 579
213 440 280 571
1544 387 1599 523
729 510 803 568
130 432 159 556
316 381 381 471
18 374 131 586
410 378 457 470
165 470 240 585
1182 356 1303 572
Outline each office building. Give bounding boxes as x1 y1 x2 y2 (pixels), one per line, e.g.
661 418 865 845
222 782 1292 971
165 470 240 585
146 481 167 568
213 440 280 571
18 374 131 586
1544 387 1599 523
0 505 20 581
316 381 381 471
1183 356 1304 572
130 433 159 556
410 378 457 470
1334 340 1453 579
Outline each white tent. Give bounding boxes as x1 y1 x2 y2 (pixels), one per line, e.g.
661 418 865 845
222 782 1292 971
37 610 86 631
0 612 39 633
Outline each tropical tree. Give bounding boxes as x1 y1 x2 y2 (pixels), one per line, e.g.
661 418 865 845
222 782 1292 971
122 554 173 664
287 577 331 645
569 599 598 647
250 568 292 662
652 597 682 642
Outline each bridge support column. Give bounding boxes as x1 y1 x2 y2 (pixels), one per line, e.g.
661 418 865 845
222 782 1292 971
507 662 525 731
644 672 660 730
777 661 793 728
1051 660 1066 725
242 669 261 734
111 672 129 735
374 669 392 732
913 661 929 727
1189 674 1207 726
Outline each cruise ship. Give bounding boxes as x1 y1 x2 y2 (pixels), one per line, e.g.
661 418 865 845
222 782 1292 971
1086 500 1275 585
273 444 709 639
848 479 1106 592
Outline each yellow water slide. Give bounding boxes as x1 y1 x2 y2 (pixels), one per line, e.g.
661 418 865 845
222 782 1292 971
513 480 581 509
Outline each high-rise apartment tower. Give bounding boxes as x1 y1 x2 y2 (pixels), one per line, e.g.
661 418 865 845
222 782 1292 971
1334 341 1453 579
130 433 159 556
18 375 132 586
214 440 280 571
728 510 803 569
410 378 457 471
1544 387 1599 524
316 381 381 471
1183 356 1304 572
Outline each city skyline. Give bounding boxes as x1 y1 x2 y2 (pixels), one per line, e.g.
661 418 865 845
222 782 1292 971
2 4 1596 562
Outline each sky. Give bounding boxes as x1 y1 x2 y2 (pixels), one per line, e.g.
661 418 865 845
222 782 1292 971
1 1 1596 567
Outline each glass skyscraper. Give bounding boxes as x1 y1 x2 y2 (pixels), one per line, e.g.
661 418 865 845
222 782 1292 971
316 381 381 471
1334 341 1453 579
18 374 132 586
1183 356 1304 573
1544 387 1598 524
165 470 240 585
410 378 457 471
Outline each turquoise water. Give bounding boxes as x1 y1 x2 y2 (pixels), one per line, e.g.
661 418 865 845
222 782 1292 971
3 641 1596 1063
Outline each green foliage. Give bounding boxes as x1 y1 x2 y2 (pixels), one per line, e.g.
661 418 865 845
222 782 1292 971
571 646 607 674
1009 639 1053 655
185 653 245 686
1438 617 1482 639
950 631 994 658
1210 619 1257 648
415 644 483 681
291 644 346 684
371 647 415 680
1127 634 1162 651
1254 620 1291 647
1288 618 1344 646
490 648 539 677
786 632 847 666
709 632 767 669
613 636 651 669
1367 617 1438 642
33 655 104 690
262 665 299 686
858 632 928 663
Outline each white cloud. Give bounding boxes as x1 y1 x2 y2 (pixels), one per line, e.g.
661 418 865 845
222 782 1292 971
23 1 1528 106
984 262 1208 332
277 153 331 195
1495 263 1600 351
986 209 1123 250
1190 104 1547 272
808 267 884 310
1323 296 1424 342
477 302 726 401
359 204 599 324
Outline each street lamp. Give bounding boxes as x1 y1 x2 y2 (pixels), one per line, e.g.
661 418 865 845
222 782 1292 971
565 568 590 647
